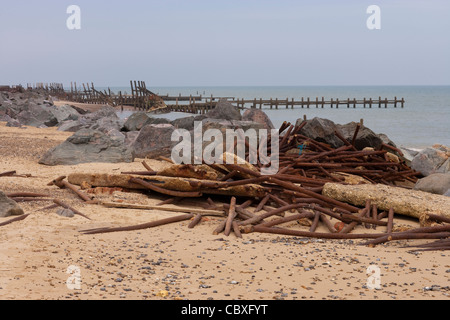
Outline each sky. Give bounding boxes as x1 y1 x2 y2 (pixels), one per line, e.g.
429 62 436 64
0 0 449 87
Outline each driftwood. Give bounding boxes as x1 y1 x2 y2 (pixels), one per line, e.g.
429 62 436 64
322 183 450 222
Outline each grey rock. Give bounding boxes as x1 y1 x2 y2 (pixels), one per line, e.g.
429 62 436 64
122 112 170 132
56 208 75 218
201 118 266 133
171 116 196 130
39 129 134 166
49 104 80 123
242 109 275 130
411 146 449 176
296 117 342 148
132 124 176 159
205 99 242 121
90 116 124 135
57 120 84 132
0 191 24 218
124 131 139 147
414 173 450 195
3 115 22 128
337 122 385 150
16 103 58 127
58 106 122 133
296 117 397 151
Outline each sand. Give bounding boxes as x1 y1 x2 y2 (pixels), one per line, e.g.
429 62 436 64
0 122 449 300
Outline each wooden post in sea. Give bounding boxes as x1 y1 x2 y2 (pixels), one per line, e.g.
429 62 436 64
330 98 333 108
401 97 405 108
384 97 388 108
321 97 324 108
347 98 350 108
260 98 263 109
378 96 381 108
316 97 319 108
336 98 339 109
353 98 356 108
275 98 279 109
301 97 304 108
369 98 373 108
292 98 294 109
307 97 310 109
394 96 397 108
270 98 273 109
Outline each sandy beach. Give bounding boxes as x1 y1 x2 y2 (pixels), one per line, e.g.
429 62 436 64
0 122 448 301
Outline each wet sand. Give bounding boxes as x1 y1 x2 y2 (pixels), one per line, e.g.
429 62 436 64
0 122 449 300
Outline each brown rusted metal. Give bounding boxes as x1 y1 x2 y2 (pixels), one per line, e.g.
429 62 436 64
0 214 30 227
188 214 203 229
81 213 194 235
130 177 203 198
224 197 237 236
387 208 395 234
48 176 94 202
258 211 315 228
309 212 321 233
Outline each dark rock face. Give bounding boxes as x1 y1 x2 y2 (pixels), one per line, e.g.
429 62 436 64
296 117 342 148
337 122 384 150
205 99 242 121
0 191 24 218
39 129 134 166
414 173 450 195
122 112 170 132
131 124 176 159
411 145 449 176
1 91 82 128
296 117 397 151
58 106 122 133
242 109 275 130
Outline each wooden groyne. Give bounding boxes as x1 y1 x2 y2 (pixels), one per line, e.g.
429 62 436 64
2 81 406 114
229 97 405 109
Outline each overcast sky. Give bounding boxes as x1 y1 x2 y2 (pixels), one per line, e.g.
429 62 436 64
1 0 449 87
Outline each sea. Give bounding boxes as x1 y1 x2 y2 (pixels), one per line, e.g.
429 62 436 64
99 86 450 150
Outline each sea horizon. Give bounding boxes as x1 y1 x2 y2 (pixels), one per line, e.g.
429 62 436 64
101 85 449 150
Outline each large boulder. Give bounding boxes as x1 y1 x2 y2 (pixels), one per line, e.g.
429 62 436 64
337 122 385 150
122 112 170 132
296 117 397 151
201 118 266 135
0 191 24 218
58 106 122 133
205 99 242 121
242 109 274 130
131 124 176 159
296 117 342 148
48 104 80 124
39 129 134 165
16 103 58 127
414 173 450 195
411 145 450 176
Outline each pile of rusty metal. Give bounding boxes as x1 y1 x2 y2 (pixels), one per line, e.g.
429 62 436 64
69 121 450 251
2 121 449 251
